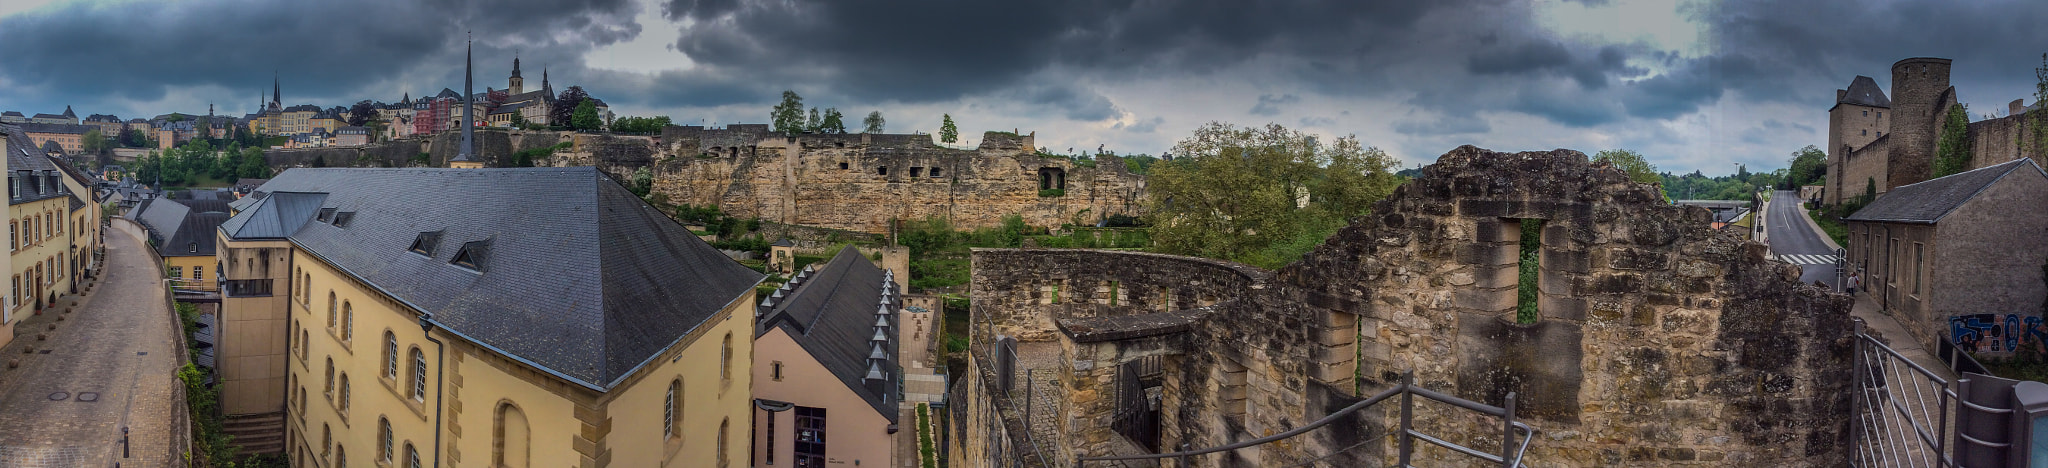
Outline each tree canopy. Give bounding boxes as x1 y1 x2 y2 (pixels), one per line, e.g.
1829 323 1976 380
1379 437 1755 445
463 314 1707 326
771 90 805 135
863 111 885 133
939 114 958 143
1592 149 1661 186
1933 103 1973 178
1144 122 1400 268
611 115 672 134
818 108 846 134
571 100 602 131
551 86 591 128
346 101 378 127
1786 145 1826 187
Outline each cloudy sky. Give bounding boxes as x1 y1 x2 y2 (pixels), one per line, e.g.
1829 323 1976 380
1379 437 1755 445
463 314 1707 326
3 0 2045 174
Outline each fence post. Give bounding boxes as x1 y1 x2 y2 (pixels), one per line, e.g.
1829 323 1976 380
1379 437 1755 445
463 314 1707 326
1502 392 1516 468
1398 372 1414 466
1849 319 1868 465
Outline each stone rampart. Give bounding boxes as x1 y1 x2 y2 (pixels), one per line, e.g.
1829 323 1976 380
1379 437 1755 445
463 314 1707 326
643 127 1146 233
961 146 1855 467
1968 111 2047 171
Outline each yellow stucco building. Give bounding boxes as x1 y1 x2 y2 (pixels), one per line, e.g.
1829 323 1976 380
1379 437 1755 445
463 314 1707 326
3 124 99 349
751 246 903 467
128 191 231 288
215 166 763 467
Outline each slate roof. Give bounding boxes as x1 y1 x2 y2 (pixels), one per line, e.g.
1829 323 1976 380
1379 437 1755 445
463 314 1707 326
4 125 73 206
435 88 461 100
1847 158 2046 224
1836 75 1892 109
284 105 322 113
1 112 22 118
226 167 765 390
15 123 92 134
756 246 899 421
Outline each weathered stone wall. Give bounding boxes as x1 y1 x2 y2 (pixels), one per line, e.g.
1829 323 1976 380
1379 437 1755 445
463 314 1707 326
1887 57 1954 189
642 127 1146 233
963 146 1856 467
971 249 1261 342
1840 134 1891 200
263 139 423 168
1968 111 2047 171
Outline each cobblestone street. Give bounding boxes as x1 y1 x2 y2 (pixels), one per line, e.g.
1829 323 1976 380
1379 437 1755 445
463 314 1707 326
0 226 182 467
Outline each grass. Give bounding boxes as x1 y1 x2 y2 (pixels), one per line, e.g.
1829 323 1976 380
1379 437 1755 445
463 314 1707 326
917 403 939 468
1808 208 1849 247
1981 357 2048 383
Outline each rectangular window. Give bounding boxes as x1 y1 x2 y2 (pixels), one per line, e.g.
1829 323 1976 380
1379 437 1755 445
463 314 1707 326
170 266 183 279
772 361 784 381
766 411 776 465
193 266 204 280
1516 219 1544 324
795 406 826 468
909 167 923 177
1913 243 1923 295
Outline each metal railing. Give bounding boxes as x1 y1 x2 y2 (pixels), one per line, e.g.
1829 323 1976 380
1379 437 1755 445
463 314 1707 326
1851 317 1956 467
970 313 1063 467
1077 372 1537 467
221 278 274 297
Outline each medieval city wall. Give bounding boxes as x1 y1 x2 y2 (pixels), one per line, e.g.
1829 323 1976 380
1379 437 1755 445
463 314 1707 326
641 128 1147 233
1842 135 1891 199
1968 112 2047 171
964 146 1856 467
262 139 422 169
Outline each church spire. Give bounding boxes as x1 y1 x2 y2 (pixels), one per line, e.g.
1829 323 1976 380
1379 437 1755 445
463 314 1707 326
512 51 522 78
272 73 280 108
453 33 478 167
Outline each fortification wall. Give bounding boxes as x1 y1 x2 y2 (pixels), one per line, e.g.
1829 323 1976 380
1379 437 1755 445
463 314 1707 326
1887 58 1953 189
1968 111 2047 171
963 146 1855 467
642 128 1146 233
1842 135 1891 200
263 140 423 168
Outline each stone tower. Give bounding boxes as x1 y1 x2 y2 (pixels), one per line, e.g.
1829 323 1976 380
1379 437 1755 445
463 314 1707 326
509 54 524 95
1827 75 1890 205
1887 57 1954 189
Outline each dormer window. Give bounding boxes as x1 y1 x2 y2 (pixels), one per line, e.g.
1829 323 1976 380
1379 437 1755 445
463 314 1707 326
409 231 443 257
331 211 355 228
450 239 489 272
318 208 336 223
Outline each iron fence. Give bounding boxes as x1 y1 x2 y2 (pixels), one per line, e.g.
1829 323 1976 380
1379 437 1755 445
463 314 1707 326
1851 317 1956 467
970 312 1065 467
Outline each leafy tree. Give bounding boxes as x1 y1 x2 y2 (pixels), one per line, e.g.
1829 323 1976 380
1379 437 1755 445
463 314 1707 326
863 111 885 133
819 108 846 134
1933 103 1973 178
630 167 653 197
121 128 151 148
939 114 958 144
771 90 805 135
509 113 528 130
165 113 186 123
551 86 591 128
610 116 672 134
237 147 270 179
1593 149 1661 187
1144 122 1400 268
572 100 602 131
805 107 821 133
347 101 378 127
80 129 107 155
1787 145 1827 188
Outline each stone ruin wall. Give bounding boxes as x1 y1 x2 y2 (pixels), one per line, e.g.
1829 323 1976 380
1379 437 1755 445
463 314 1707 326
641 126 1147 234
964 146 1856 467
1839 134 1891 200
1968 111 2048 172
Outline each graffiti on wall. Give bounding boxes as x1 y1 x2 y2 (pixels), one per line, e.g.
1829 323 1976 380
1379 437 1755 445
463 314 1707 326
1950 314 2048 353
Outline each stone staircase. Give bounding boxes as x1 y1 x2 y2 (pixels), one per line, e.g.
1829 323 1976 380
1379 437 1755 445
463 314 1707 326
222 412 286 455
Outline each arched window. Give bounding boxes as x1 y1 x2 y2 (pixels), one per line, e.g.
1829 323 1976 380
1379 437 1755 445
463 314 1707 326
383 331 398 378
338 374 351 414
340 301 353 341
495 402 530 468
324 358 335 399
335 445 347 468
718 417 730 467
322 423 332 455
378 417 393 462
720 333 733 381
405 442 421 468
327 291 337 328
410 347 427 401
664 379 681 439
300 329 310 358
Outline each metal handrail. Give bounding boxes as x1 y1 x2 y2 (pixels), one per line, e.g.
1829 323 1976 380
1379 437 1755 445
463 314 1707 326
1076 372 1538 466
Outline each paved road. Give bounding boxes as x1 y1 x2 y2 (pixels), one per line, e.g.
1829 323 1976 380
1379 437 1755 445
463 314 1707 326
0 226 181 467
1764 189 1843 287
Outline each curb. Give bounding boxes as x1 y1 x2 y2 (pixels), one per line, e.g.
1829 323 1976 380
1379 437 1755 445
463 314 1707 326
1792 199 1843 251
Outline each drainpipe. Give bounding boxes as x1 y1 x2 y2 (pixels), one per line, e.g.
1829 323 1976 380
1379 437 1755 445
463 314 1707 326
420 313 447 468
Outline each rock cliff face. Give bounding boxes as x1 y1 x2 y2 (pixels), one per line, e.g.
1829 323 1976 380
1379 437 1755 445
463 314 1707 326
643 126 1147 233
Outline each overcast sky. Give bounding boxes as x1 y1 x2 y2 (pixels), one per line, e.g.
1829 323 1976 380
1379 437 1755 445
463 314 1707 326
3 0 2045 175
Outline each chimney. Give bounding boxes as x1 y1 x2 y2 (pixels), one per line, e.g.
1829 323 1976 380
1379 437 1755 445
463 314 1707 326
2014 99 2027 117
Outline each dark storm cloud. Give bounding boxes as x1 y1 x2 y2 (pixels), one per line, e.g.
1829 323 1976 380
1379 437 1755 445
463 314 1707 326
0 0 638 106
1393 113 1491 136
1249 94 1300 116
1695 0 2048 108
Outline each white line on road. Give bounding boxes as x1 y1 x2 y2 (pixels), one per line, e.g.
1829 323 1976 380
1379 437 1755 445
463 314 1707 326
1778 254 1838 265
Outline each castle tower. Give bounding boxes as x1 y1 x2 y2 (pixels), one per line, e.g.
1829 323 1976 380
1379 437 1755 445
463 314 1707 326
451 36 483 169
509 54 524 95
1886 57 1954 189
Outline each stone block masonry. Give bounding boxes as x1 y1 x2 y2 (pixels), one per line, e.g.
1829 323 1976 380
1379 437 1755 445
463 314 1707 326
960 145 1855 467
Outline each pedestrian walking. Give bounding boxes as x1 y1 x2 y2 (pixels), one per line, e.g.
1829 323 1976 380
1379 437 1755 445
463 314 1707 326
1847 270 1861 295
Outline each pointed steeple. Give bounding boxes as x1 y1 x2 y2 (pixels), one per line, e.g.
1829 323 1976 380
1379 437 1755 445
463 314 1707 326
512 52 522 78
452 33 478 167
272 73 281 108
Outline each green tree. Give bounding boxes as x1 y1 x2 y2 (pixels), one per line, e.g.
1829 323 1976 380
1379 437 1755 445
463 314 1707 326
552 86 591 128
1933 103 1973 178
1592 149 1661 186
1787 145 1826 187
347 101 378 127
939 114 958 144
630 167 653 197
1144 122 1400 268
237 147 270 179
819 108 846 134
805 107 822 133
771 90 805 135
80 128 107 155
572 100 601 131
863 111 885 133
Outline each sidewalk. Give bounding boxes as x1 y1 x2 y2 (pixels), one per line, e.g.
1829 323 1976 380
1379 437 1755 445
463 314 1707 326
1849 290 1955 381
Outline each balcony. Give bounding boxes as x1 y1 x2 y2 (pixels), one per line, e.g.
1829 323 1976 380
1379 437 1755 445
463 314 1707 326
221 279 274 297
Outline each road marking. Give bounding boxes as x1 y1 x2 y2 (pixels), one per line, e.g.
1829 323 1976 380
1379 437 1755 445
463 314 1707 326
1779 254 1838 265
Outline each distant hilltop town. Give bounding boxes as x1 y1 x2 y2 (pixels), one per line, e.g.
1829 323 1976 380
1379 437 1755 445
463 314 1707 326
2 55 612 152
